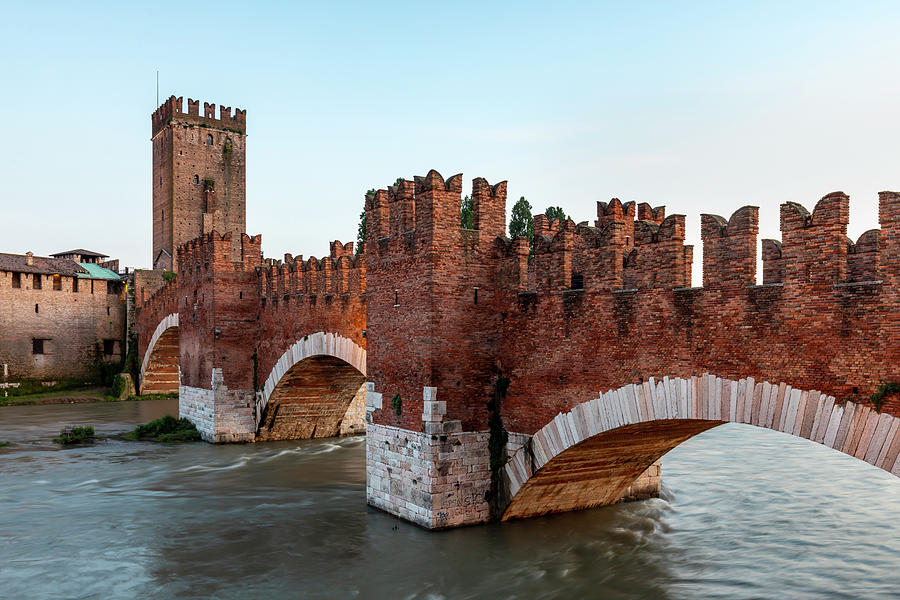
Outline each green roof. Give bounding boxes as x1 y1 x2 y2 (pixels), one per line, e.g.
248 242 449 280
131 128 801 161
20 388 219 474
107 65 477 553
76 263 121 280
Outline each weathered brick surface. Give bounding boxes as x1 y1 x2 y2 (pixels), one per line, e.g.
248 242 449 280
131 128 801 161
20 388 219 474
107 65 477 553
137 112 899 527
0 266 126 384
152 96 246 272
364 175 898 436
136 230 367 441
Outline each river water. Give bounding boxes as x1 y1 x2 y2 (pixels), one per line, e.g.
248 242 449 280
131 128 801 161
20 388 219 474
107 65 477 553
2 398 899 599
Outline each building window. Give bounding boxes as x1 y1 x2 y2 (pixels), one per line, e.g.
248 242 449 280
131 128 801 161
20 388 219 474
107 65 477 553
193 174 199 184
12 272 20 288
73 277 79 292
107 281 117 294
206 133 213 146
35 303 39 313
103 339 116 356
33 274 42 290
53 274 62 291
32 339 45 355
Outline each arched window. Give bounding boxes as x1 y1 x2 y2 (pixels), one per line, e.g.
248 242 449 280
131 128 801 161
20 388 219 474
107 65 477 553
193 174 199 184
206 133 213 146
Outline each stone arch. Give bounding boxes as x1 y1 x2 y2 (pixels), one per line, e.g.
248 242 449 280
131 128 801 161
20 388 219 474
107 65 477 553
502 375 900 521
256 332 367 440
139 313 180 395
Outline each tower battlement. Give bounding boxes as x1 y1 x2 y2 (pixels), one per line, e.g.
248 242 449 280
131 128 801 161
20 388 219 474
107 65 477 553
152 95 246 137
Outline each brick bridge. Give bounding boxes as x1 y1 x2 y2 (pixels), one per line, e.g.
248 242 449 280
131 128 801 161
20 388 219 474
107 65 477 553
136 170 900 529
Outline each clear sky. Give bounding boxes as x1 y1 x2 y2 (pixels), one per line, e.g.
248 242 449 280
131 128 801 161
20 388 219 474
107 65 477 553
3 1 899 285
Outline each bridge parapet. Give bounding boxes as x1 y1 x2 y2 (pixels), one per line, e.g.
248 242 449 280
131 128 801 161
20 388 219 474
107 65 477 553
364 173 899 530
257 241 365 304
365 170 511 433
134 277 178 362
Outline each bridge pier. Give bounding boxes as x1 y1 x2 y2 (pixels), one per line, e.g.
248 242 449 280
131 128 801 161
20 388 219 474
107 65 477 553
365 385 493 529
179 368 256 443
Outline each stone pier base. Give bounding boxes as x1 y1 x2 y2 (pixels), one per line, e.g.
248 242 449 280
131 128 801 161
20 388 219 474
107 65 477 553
365 422 491 529
364 385 663 529
179 368 255 443
365 384 492 529
618 460 662 502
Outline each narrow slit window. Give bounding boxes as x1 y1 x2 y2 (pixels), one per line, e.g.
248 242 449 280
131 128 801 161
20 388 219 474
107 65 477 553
34 303 39 313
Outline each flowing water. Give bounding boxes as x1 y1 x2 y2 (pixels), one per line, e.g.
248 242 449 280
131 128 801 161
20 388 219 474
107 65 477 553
2 398 899 599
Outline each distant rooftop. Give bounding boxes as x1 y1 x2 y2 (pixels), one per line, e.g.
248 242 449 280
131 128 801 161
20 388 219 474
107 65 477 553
0 252 87 277
51 249 110 265
76 263 122 281
51 249 108 258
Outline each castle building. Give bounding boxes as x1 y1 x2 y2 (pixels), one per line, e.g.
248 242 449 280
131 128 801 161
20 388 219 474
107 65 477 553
151 96 247 271
0 251 126 393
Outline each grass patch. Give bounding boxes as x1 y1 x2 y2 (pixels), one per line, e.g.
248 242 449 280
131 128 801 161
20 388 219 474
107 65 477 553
2 379 98 398
0 441 10 447
54 425 95 445
125 414 201 443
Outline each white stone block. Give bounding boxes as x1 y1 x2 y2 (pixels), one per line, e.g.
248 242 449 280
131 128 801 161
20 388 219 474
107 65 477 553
791 391 808 437
809 394 827 441
814 396 836 444
876 419 900 470
865 413 894 465
823 406 843 448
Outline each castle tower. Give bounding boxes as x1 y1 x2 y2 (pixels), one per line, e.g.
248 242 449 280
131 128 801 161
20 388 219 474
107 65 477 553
151 96 247 271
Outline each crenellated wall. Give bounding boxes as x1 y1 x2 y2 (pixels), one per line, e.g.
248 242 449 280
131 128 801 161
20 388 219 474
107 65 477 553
362 170 898 528
364 170 899 435
254 239 367 396
132 162 898 528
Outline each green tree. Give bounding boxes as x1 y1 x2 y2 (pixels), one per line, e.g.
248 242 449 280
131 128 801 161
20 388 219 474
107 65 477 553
356 208 367 255
461 195 474 229
509 196 534 249
545 206 569 230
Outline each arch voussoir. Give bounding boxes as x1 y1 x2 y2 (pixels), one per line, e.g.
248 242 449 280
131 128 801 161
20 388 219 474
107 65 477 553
502 374 900 520
139 313 180 394
257 331 367 423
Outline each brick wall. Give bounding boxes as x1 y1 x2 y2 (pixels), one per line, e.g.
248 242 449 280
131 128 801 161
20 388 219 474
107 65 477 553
363 174 899 436
0 270 126 384
152 96 246 272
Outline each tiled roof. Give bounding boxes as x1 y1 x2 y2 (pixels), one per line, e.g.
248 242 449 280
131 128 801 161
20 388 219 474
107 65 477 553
0 253 87 277
50 249 108 258
76 263 122 280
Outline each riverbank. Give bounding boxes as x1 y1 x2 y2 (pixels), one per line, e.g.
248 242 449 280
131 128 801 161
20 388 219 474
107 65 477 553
0 389 176 407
